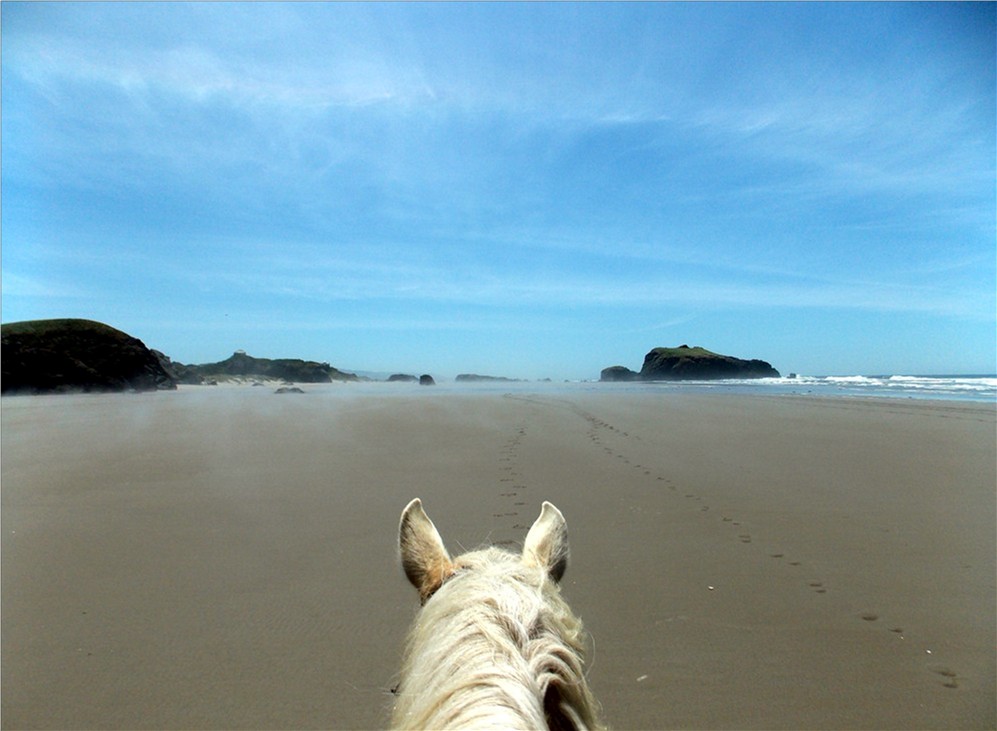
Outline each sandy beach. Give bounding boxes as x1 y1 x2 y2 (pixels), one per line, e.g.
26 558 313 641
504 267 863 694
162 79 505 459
2 385 994 730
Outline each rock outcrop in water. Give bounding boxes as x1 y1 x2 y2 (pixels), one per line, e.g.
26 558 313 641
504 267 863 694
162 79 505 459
1 319 177 394
601 345 779 382
600 365 640 382
387 373 436 385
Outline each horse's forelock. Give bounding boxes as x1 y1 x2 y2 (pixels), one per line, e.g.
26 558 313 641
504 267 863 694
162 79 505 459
392 546 603 730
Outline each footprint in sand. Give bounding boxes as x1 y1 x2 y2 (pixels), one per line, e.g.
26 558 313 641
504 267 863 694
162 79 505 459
930 666 959 689
809 581 827 594
739 534 752 544
860 612 879 622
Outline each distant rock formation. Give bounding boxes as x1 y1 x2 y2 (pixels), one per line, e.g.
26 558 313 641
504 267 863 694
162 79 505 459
182 351 358 383
419 374 436 386
641 345 779 380
388 374 419 383
455 374 522 383
153 350 204 385
274 386 306 394
600 365 639 382
1 319 177 395
601 345 780 382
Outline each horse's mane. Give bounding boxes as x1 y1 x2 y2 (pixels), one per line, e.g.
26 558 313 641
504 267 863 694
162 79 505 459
392 546 603 730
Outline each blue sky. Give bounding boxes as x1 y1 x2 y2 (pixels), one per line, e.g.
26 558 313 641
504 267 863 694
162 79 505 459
2 2 994 379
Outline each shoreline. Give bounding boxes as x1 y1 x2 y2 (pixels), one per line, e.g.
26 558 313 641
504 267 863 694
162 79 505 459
3 390 994 729
1 373 995 405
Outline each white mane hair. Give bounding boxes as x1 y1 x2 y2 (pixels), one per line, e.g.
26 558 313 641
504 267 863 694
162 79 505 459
392 499 604 731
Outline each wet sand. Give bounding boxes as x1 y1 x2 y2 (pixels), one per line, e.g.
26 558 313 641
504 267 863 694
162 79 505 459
2 386 994 729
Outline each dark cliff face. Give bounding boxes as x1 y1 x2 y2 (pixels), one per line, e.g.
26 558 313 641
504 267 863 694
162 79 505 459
639 345 780 381
153 350 203 385
1 319 177 395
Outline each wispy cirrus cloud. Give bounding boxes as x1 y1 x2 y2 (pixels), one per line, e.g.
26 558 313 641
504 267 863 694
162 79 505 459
167 239 989 320
9 25 438 112
1 271 89 300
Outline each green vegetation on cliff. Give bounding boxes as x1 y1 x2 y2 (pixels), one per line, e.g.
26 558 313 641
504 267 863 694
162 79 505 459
600 344 780 382
640 345 779 380
182 351 358 383
1 319 176 394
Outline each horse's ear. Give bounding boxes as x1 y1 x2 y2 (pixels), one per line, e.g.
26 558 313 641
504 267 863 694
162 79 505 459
399 498 454 601
523 501 569 583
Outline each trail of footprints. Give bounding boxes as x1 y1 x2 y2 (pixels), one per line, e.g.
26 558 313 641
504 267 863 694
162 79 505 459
563 399 964 692
494 418 531 542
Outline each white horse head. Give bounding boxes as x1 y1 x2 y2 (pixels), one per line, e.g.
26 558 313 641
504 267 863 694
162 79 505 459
392 498 603 730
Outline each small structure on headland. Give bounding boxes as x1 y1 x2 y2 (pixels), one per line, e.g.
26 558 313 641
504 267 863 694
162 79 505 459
180 351 357 384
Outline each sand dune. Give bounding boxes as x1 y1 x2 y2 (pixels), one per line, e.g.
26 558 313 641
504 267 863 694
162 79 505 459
2 386 994 729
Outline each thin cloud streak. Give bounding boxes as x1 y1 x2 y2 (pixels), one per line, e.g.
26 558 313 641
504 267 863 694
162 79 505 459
1 272 89 300
11 32 437 112
171 254 989 319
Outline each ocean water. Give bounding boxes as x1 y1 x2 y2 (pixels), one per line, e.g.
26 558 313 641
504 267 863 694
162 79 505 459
306 374 997 403
584 374 997 403
96 373 996 404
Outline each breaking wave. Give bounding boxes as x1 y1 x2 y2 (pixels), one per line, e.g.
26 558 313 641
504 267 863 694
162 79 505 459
643 374 997 402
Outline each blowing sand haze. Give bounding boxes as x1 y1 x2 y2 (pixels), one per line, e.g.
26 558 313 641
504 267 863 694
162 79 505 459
2 386 994 729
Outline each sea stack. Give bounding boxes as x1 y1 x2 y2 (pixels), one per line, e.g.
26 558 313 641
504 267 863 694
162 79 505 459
639 345 779 380
600 345 780 382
